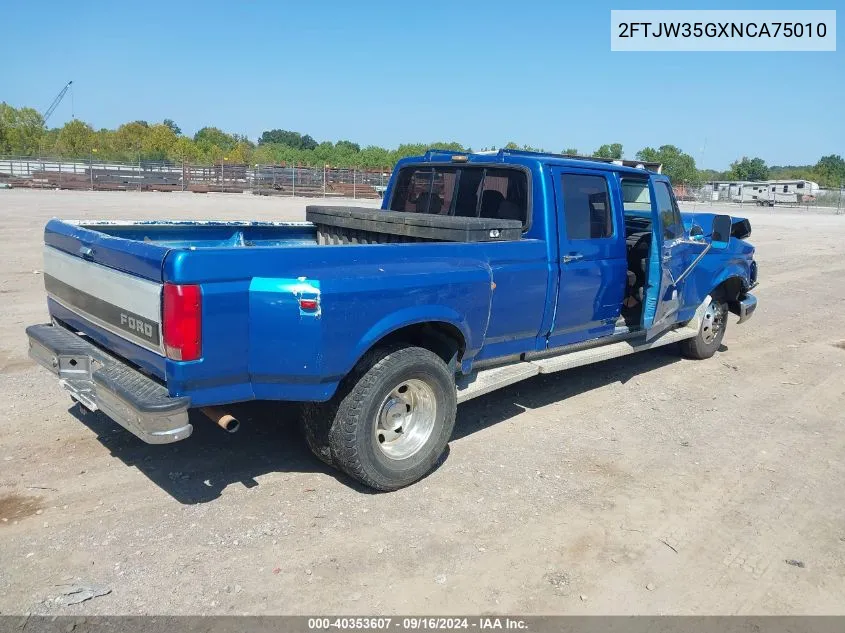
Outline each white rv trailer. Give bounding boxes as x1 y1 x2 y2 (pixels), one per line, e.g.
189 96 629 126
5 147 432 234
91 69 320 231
725 180 820 205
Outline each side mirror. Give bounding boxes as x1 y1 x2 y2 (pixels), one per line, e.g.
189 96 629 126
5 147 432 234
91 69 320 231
711 215 732 250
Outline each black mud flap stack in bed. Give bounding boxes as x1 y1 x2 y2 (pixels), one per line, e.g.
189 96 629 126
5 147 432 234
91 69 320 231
306 206 523 244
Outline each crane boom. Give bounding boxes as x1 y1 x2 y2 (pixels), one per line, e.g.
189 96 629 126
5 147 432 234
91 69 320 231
43 80 73 123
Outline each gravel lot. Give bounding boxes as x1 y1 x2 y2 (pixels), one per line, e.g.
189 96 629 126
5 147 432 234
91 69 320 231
1 189 844 615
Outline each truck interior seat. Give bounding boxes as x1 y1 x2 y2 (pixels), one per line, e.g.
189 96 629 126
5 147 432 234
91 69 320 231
626 231 651 291
454 190 478 217
622 230 652 326
480 190 505 218
415 191 443 214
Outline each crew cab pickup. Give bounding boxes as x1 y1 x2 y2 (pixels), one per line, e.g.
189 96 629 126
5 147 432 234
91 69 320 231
26 150 758 490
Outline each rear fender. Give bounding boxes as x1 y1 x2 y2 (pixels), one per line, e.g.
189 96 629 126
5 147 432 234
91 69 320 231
347 306 476 378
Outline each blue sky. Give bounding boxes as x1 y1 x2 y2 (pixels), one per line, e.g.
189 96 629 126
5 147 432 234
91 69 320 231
1 0 841 169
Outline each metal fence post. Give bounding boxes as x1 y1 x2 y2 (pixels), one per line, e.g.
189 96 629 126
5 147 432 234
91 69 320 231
292 165 296 197
353 168 356 199
323 164 326 197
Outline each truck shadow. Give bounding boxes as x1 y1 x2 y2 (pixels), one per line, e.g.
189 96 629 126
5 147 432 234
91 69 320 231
68 401 350 503
451 345 683 441
69 345 682 503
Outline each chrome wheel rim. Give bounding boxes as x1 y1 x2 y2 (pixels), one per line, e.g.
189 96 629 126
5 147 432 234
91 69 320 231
374 378 437 460
701 300 727 345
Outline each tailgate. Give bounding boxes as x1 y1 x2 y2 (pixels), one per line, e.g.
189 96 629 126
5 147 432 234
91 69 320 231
44 246 164 355
45 218 170 281
42 219 172 375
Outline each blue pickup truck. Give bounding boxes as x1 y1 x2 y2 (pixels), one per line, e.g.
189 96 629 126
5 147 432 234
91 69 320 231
26 149 758 490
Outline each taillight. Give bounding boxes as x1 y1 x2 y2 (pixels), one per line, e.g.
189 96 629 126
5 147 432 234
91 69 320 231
299 297 319 311
162 283 202 361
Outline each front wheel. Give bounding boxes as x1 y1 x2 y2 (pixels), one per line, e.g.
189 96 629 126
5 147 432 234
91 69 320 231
680 298 728 360
301 345 457 491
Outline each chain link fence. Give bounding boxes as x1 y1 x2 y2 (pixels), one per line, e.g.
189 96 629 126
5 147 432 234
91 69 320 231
2 156 843 213
0 156 390 199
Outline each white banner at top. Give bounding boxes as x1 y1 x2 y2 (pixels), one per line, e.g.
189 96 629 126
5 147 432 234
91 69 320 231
611 10 836 52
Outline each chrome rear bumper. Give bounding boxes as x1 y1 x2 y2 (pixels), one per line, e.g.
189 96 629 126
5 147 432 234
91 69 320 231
26 323 192 444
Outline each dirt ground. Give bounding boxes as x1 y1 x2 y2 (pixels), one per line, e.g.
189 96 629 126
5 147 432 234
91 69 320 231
0 189 843 615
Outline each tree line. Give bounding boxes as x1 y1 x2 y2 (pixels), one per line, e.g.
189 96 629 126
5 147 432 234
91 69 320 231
1 102 843 187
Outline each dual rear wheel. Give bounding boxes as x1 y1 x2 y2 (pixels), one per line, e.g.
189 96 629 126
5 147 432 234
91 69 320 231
301 346 456 491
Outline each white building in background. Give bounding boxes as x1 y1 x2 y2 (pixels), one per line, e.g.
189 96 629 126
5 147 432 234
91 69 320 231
704 179 820 205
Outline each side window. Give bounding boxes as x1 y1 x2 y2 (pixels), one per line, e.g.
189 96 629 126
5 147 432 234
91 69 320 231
653 181 684 241
560 173 613 240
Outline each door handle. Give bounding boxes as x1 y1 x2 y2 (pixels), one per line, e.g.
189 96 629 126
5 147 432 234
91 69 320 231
562 253 584 264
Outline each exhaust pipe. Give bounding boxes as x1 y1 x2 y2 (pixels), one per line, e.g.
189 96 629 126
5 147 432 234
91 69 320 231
201 406 240 433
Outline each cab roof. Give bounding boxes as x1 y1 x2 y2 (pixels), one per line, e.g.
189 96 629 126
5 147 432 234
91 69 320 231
415 149 663 177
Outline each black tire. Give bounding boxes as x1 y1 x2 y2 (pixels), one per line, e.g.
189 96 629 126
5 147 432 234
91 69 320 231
680 298 728 360
301 345 457 491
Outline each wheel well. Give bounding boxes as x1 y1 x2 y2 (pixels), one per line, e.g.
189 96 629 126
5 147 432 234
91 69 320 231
712 277 745 305
374 322 465 368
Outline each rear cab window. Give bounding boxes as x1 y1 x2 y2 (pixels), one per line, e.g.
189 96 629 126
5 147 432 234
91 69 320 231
389 165 529 227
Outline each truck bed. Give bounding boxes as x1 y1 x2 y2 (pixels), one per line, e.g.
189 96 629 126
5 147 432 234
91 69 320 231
77 207 523 249
76 220 318 249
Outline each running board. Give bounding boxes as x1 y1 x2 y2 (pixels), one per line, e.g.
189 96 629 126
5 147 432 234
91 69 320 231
456 325 697 404
455 362 540 403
